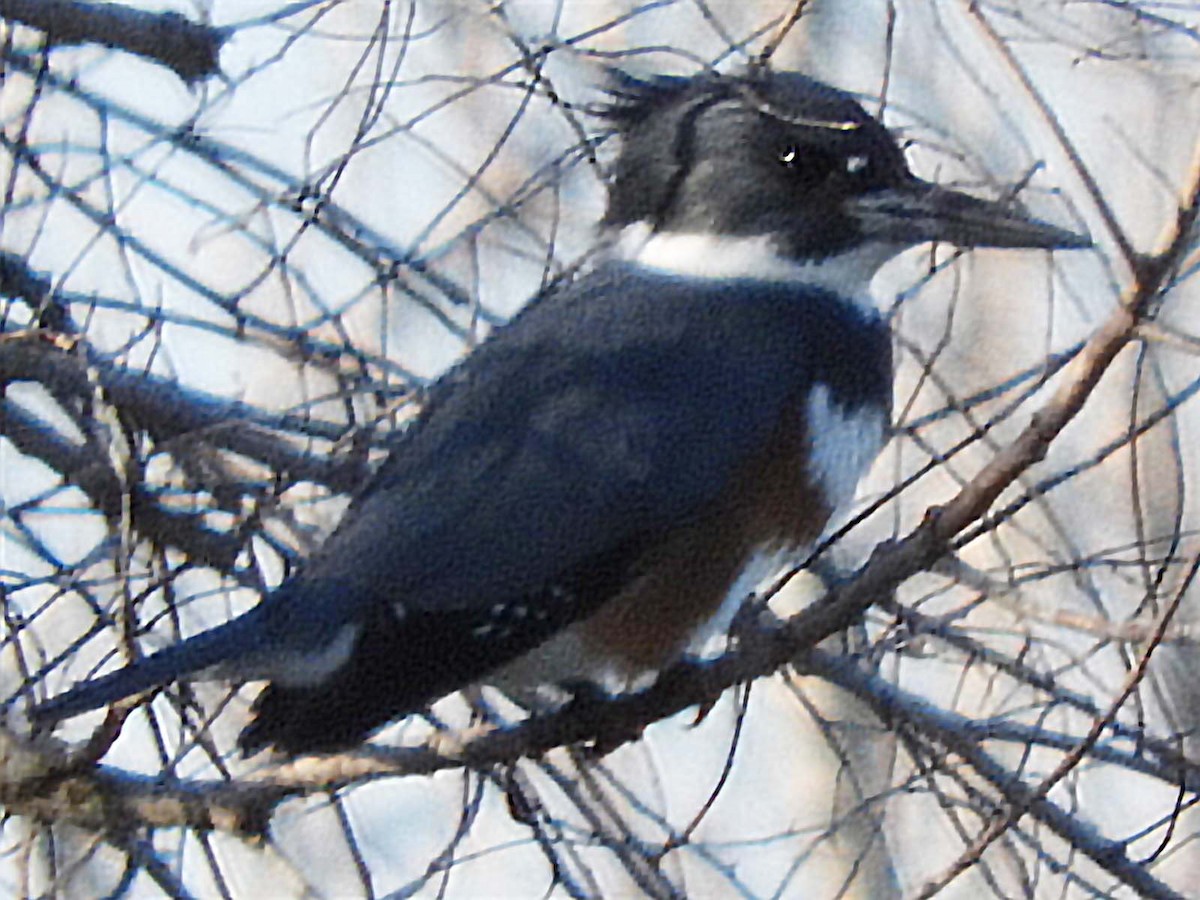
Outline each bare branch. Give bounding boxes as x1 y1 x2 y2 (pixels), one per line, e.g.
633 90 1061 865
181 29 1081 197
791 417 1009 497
0 0 225 83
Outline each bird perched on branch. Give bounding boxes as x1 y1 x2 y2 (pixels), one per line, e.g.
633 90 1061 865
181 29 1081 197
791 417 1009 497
30 67 1089 755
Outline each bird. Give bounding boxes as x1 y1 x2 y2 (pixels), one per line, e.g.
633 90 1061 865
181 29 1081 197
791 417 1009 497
29 67 1090 756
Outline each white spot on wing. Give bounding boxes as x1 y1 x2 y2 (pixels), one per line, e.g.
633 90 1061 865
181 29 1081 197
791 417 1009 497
269 623 362 688
806 384 887 514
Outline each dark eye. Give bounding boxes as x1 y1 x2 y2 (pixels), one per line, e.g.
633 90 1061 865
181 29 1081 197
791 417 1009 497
777 145 870 180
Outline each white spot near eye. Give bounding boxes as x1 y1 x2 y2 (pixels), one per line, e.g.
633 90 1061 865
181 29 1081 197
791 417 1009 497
780 147 797 165
846 154 868 174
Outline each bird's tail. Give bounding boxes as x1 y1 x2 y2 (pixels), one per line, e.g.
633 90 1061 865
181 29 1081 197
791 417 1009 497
28 611 261 725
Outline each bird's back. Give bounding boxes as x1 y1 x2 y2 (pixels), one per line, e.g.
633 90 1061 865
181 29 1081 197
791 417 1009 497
241 261 892 752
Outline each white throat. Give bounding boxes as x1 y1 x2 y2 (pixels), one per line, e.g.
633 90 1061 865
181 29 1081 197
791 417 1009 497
611 223 903 310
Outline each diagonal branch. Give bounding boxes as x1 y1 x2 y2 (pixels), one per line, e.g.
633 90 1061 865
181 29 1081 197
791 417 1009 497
914 129 1200 899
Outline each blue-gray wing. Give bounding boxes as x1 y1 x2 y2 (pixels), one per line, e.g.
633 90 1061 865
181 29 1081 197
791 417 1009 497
290 262 883 619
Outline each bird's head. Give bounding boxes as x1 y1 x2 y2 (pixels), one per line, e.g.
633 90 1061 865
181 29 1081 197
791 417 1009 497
599 69 1089 287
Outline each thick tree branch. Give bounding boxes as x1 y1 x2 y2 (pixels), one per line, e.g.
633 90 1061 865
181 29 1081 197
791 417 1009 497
914 130 1200 898
0 395 243 571
7 631 1197 857
0 252 74 333
0 339 371 493
0 731 280 839
0 0 225 83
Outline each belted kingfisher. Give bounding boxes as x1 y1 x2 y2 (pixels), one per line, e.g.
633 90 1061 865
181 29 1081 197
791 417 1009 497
30 68 1089 755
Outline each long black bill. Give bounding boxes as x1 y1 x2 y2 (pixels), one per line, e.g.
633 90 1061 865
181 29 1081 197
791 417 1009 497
850 178 1091 250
